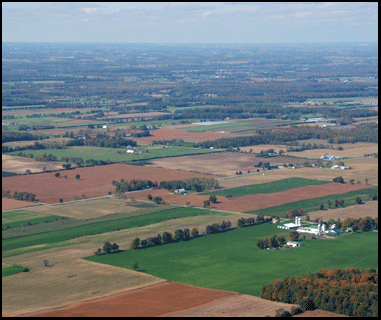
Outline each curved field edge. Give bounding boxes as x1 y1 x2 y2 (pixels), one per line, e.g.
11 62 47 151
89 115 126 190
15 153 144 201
85 224 378 297
203 177 330 197
2 265 25 277
2 206 228 253
244 186 378 216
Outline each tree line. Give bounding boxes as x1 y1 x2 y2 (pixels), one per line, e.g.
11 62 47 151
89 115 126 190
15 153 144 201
159 177 220 192
2 190 36 202
261 267 378 317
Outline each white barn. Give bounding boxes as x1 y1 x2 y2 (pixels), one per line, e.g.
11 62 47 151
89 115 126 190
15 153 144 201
287 241 304 247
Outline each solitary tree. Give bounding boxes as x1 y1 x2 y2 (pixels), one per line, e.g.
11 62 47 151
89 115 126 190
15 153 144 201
349 179 355 185
203 200 210 208
365 178 369 185
75 174 80 180
103 241 113 254
147 194 153 201
43 259 49 267
132 262 139 271
130 237 140 249
94 248 102 256
209 195 217 203
55 172 60 178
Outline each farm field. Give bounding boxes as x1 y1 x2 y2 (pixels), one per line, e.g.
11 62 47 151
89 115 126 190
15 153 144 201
2 198 40 211
27 281 237 317
239 144 288 153
2 264 25 278
22 197 155 220
2 259 165 317
204 177 330 197
165 294 298 317
131 183 373 214
2 212 239 270
5 145 220 163
218 158 378 189
2 154 65 174
149 153 312 176
2 107 95 115
131 127 252 144
286 142 378 159
305 200 378 221
245 187 378 217
1 163 217 203
86 224 378 297
2 209 62 227
2 137 71 148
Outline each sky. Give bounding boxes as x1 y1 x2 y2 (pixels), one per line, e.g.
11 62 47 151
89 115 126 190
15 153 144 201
2 2 378 43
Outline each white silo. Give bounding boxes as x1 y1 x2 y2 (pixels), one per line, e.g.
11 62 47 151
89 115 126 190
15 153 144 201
318 224 321 234
295 216 298 225
322 223 326 232
298 217 301 226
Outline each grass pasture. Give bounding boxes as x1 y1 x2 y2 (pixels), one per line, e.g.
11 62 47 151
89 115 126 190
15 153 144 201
2 264 25 277
2 210 64 229
204 177 330 197
2 259 165 317
86 223 378 297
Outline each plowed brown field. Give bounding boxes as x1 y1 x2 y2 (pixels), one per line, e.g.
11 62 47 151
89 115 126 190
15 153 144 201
25 282 237 317
1 164 218 204
2 198 40 211
164 294 298 317
131 183 371 213
132 128 252 144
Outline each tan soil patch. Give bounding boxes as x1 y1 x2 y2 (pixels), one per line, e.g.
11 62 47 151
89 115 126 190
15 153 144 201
24 198 143 220
218 159 378 189
131 183 371 213
2 198 40 211
2 154 65 174
293 309 348 317
1 163 218 204
163 294 298 317
2 138 71 148
132 128 253 144
26 281 237 317
97 111 168 120
149 153 311 177
2 259 164 317
239 144 288 153
306 200 378 222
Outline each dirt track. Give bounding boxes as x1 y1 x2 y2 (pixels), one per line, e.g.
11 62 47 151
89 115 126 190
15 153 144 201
24 281 237 317
1 164 217 204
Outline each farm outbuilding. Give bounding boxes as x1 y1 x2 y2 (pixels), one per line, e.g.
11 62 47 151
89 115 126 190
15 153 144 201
287 241 304 247
175 188 187 195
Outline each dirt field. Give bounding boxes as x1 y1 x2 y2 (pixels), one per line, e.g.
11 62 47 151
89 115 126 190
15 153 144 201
164 294 298 317
2 107 95 116
2 138 71 148
97 111 168 120
293 310 348 317
26 281 237 317
286 142 378 159
24 198 144 220
2 198 40 211
150 153 312 176
130 183 371 213
306 200 378 221
132 128 252 144
2 154 66 174
239 144 288 153
2 259 165 317
1 163 217 204
218 158 378 189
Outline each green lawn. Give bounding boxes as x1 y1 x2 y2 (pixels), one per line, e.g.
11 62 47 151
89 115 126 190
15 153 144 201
2 206 228 253
245 186 378 217
85 224 378 297
204 178 330 197
6 145 220 163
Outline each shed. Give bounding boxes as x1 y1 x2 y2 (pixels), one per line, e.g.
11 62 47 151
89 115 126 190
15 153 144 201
175 188 187 195
287 241 304 247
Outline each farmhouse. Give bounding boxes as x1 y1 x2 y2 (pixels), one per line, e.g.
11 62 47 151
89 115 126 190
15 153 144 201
287 241 304 247
331 165 351 170
126 149 136 154
174 188 187 195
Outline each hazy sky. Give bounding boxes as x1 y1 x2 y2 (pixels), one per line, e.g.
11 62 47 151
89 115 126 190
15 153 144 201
2 2 378 43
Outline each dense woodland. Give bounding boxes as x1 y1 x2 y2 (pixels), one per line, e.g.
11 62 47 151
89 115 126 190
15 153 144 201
261 268 378 317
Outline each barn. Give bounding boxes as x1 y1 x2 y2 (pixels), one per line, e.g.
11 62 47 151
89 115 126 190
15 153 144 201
287 241 304 247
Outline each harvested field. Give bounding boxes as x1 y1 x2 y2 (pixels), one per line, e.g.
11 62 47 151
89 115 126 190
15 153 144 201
26 281 237 317
97 111 168 120
2 154 65 174
164 294 298 317
286 142 378 159
1 107 94 116
2 198 40 211
2 259 164 317
218 158 378 189
306 200 378 221
2 138 71 148
150 153 312 177
1 163 217 204
131 183 371 213
239 144 288 153
52 119 92 125
293 310 348 317
24 198 146 220
132 128 252 144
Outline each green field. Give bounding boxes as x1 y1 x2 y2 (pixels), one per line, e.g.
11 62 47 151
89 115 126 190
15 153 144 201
204 178 330 197
2 206 228 253
6 145 220 163
245 186 378 216
2 210 65 229
2 265 25 277
85 224 378 297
